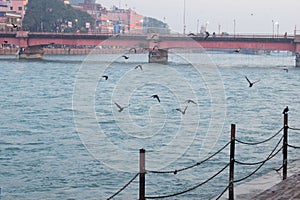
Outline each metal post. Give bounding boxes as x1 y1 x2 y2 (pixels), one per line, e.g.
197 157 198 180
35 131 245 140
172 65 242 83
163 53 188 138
183 0 186 35
229 124 236 200
283 113 288 180
295 53 300 68
139 149 146 200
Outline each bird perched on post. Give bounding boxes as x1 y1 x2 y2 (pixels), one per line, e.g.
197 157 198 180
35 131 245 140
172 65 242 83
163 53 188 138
282 106 289 114
187 33 196 36
204 31 210 40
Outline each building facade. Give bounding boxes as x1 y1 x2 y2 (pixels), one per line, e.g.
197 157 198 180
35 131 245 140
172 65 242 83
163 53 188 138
0 0 25 32
100 6 143 34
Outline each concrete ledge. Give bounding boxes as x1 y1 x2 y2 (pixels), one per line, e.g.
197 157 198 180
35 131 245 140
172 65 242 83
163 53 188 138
254 173 300 200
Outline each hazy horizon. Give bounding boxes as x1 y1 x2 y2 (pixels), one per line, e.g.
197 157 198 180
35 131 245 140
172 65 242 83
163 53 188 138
97 0 300 35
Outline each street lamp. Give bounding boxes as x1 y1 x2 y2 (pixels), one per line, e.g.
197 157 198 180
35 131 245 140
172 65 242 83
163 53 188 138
17 18 21 31
205 21 209 32
275 22 279 37
183 0 186 34
196 19 199 34
233 19 236 37
272 20 275 38
75 18 78 32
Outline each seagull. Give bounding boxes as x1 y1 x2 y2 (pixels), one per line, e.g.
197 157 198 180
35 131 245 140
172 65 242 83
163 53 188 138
185 99 197 104
204 31 210 40
282 106 289 114
129 47 137 53
114 102 128 112
234 48 241 53
176 105 188 115
283 68 288 73
245 76 260 87
122 55 129 59
12 23 18 28
102 75 108 80
135 64 143 71
151 34 159 39
151 95 160 103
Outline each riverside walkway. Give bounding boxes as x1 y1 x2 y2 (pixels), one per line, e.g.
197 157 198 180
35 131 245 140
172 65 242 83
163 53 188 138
255 173 300 200
219 159 300 199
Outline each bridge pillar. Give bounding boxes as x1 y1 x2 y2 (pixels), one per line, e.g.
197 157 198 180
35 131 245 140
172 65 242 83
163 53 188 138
296 53 300 67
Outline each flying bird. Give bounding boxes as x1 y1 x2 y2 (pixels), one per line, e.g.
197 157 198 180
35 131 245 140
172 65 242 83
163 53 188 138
282 106 289 114
135 64 143 70
129 47 137 53
151 95 160 103
11 23 18 28
151 34 159 39
102 75 108 80
114 102 128 112
176 105 188 115
185 99 197 104
122 55 129 59
245 76 260 87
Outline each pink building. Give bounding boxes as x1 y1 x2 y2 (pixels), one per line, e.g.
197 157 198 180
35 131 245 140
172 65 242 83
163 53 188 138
129 9 143 32
8 0 28 19
0 0 24 32
100 6 143 34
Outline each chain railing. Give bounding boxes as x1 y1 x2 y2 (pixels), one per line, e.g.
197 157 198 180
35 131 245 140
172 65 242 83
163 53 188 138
106 112 299 199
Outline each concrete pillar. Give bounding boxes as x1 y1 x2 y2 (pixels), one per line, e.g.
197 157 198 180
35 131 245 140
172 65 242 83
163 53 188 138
296 53 300 67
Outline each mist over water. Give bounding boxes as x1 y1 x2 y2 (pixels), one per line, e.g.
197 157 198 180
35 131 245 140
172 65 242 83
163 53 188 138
0 52 299 199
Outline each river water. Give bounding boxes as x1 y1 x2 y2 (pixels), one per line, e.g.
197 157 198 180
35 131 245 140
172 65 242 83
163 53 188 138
0 51 300 199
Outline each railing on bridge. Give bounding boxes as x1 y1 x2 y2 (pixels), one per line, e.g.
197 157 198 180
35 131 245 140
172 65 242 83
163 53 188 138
0 30 296 38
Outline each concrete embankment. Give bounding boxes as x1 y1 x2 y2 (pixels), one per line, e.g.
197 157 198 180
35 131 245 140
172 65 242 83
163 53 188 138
217 159 300 199
0 48 127 55
0 48 18 55
44 48 126 55
254 173 300 200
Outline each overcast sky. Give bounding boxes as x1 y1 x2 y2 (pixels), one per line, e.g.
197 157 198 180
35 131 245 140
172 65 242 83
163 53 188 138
97 0 300 35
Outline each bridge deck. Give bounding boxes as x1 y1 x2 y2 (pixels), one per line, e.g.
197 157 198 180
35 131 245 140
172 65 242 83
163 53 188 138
0 31 299 53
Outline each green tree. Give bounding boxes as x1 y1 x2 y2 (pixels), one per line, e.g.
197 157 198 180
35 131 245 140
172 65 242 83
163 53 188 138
23 0 95 32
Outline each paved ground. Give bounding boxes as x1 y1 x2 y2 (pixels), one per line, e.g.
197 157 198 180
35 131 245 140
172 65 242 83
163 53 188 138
217 159 300 199
254 173 300 200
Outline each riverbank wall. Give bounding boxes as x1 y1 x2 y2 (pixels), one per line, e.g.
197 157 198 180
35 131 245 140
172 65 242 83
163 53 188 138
0 48 128 55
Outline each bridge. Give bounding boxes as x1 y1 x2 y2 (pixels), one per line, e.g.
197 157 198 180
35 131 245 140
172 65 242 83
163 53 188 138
1 31 300 66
